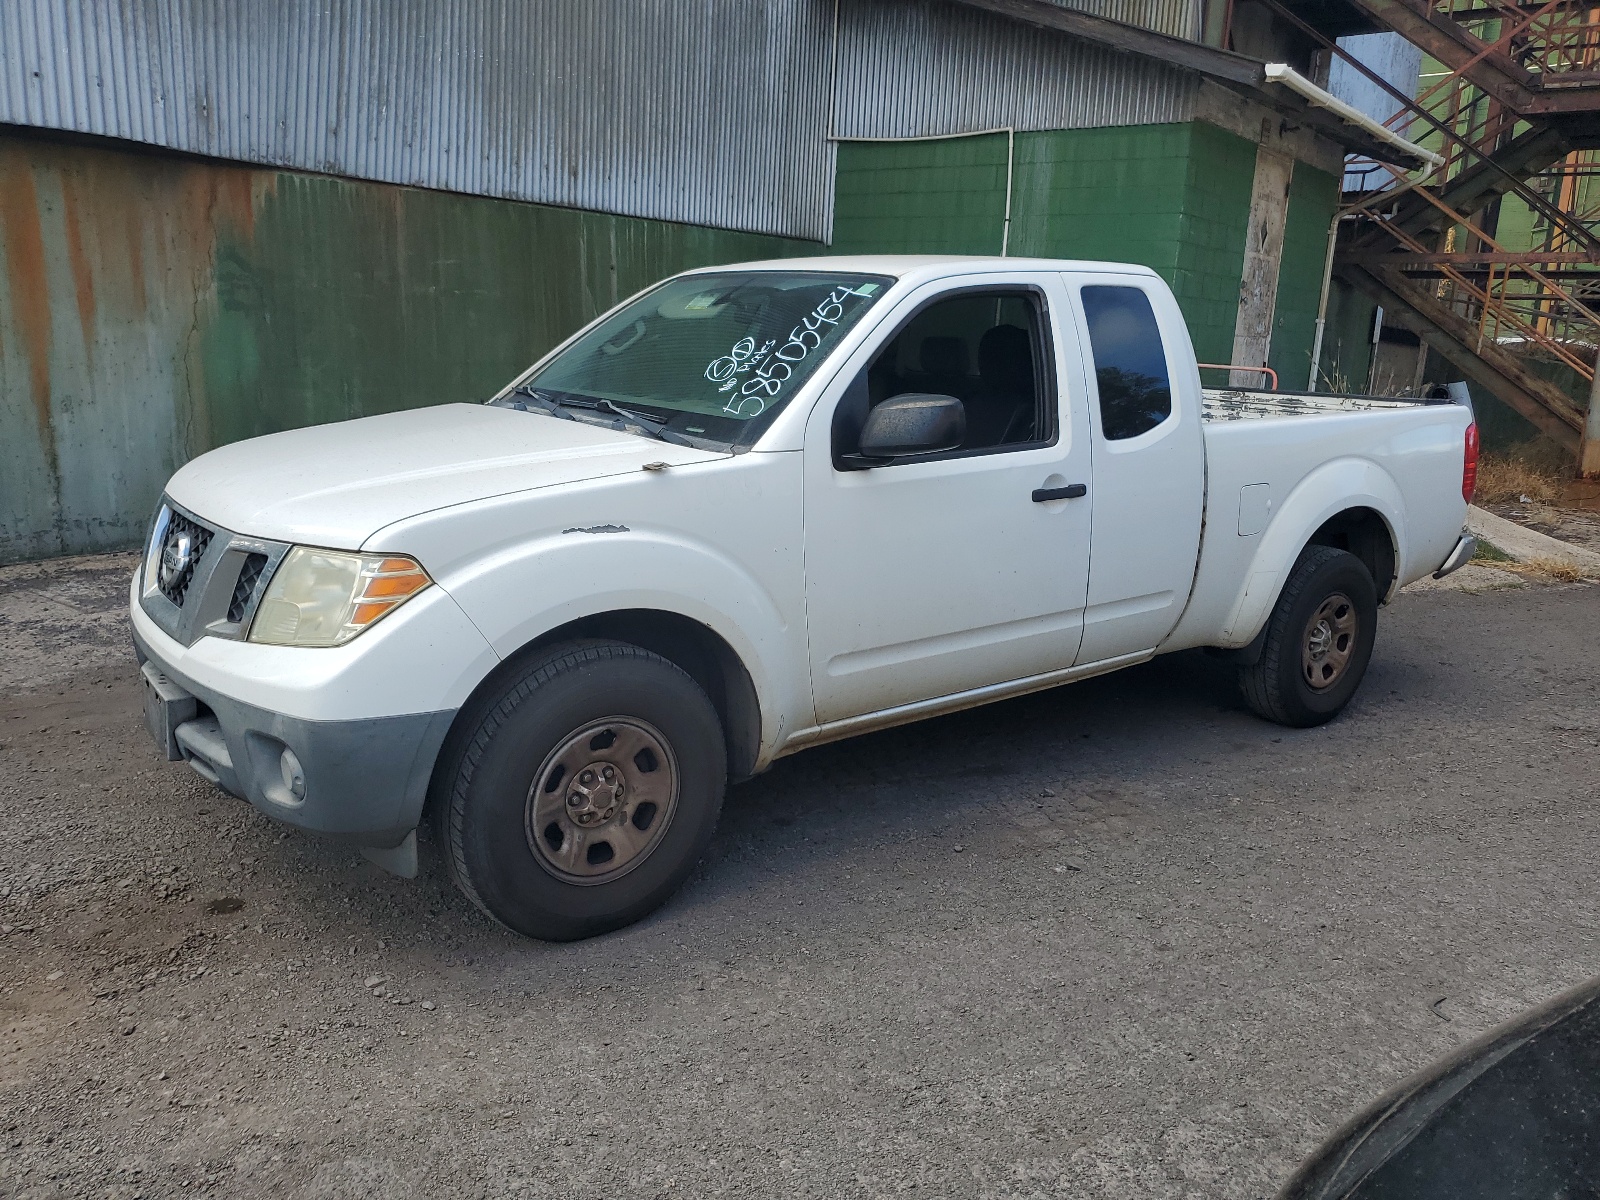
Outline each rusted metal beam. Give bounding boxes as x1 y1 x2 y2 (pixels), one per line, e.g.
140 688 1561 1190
1521 85 1600 114
1258 0 1600 247
1339 262 1586 448
1345 124 1600 258
1385 266 1600 278
1339 0 1537 109
1440 0 1600 15
1345 250 1600 263
1582 370 1600 476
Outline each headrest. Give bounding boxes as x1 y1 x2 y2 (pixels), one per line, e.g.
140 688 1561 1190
979 324 1034 390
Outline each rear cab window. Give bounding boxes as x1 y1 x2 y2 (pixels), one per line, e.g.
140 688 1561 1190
1080 285 1173 441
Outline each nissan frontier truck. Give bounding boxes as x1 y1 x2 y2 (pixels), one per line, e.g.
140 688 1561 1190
132 256 1478 939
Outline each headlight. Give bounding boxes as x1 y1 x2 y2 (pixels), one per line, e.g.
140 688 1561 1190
247 548 431 647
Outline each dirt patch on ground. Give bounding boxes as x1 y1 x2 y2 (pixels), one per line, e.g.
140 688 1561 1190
1486 500 1600 556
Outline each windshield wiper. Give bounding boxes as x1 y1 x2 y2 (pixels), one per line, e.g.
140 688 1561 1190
509 385 692 446
589 398 695 446
505 386 576 421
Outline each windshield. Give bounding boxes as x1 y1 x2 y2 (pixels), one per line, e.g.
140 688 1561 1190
498 271 892 446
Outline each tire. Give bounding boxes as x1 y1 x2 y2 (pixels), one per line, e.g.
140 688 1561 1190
1238 545 1378 728
435 640 726 941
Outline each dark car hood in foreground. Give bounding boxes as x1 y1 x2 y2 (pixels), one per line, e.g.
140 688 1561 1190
1281 975 1600 1200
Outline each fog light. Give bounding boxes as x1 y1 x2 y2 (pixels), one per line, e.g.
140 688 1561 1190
280 748 306 800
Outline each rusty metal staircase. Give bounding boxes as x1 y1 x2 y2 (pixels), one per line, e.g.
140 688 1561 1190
1270 0 1600 470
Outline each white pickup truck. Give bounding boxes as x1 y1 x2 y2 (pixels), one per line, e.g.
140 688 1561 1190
131 255 1478 940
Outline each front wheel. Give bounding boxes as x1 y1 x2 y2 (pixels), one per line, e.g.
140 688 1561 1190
1238 545 1378 728
436 641 727 941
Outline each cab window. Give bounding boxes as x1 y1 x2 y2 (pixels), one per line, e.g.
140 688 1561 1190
1081 286 1172 440
832 289 1054 467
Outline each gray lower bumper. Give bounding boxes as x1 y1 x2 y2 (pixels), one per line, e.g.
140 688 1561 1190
1433 533 1478 579
134 631 456 854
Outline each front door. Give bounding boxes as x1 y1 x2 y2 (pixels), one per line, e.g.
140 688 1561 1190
802 275 1094 726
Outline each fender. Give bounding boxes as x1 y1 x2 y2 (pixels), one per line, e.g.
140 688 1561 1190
1216 457 1406 649
429 527 808 764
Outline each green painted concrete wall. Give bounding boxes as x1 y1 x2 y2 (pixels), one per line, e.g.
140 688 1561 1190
1269 162 1340 391
832 136 1011 257
0 134 817 563
833 123 1261 365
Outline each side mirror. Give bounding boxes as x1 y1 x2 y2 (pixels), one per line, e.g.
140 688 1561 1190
856 394 966 459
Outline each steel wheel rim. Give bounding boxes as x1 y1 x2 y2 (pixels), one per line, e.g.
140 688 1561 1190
1302 592 1358 691
524 717 680 885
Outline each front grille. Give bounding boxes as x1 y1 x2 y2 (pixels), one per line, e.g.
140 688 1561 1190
157 511 214 607
227 553 268 623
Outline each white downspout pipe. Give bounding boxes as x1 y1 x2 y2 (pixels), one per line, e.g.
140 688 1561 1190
1307 211 1344 392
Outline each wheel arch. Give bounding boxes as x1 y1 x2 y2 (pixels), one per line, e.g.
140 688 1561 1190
1217 459 1407 651
428 608 765 820
1306 505 1399 601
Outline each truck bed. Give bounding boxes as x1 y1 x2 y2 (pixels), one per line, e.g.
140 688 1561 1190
1164 384 1472 655
1202 389 1428 422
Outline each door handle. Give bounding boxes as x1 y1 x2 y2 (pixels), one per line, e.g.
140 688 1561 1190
1032 483 1087 503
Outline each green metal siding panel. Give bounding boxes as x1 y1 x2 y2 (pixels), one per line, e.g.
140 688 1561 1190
1269 161 1339 390
199 172 810 449
0 133 816 564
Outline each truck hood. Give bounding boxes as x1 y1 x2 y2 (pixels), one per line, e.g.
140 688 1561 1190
164 403 726 547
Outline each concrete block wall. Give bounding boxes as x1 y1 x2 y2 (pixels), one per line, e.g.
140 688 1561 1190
831 136 1012 257
832 121 1337 371
1271 163 1341 391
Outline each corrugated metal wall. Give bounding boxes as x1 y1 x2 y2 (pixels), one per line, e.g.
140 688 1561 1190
0 0 836 241
3 0 1214 244
832 0 1197 138
1051 0 1204 41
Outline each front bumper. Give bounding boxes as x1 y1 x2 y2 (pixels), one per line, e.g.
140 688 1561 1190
134 629 456 852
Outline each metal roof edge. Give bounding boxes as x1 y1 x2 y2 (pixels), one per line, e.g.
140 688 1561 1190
945 0 1268 85
946 0 1432 166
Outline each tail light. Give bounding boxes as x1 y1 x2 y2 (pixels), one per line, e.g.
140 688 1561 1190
1462 422 1480 504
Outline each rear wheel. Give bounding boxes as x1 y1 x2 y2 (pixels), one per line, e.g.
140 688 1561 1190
1238 546 1378 728
436 640 726 941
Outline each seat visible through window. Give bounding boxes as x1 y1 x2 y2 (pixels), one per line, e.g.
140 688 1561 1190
833 291 1050 463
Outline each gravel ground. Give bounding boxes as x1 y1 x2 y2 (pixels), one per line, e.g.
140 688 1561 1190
2 554 1598 1199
